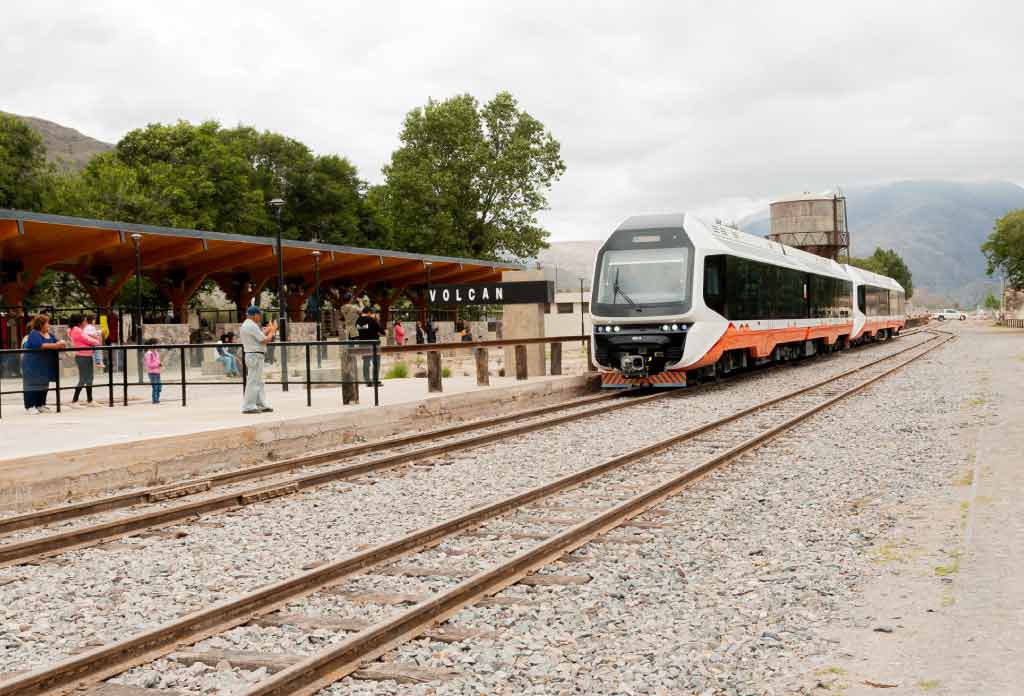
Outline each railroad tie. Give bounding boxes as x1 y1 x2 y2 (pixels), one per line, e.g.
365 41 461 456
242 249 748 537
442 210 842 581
251 612 495 643
169 650 456 683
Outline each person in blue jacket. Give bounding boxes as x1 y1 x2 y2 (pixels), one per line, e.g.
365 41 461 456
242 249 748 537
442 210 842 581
22 314 66 414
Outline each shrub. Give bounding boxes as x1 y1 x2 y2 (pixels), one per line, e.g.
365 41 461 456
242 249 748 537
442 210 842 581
441 366 452 378
384 362 410 379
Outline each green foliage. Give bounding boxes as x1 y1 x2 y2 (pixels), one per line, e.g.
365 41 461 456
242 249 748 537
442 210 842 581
982 209 1024 289
0 113 52 209
383 361 410 379
377 91 565 260
441 366 452 378
984 292 1001 310
45 120 387 248
849 247 914 299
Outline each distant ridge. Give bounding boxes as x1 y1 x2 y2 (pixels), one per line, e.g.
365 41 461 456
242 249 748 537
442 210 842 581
3 111 113 170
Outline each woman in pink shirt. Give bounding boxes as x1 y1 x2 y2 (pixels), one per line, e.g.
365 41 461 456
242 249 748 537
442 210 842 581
393 320 406 346
69 313 102 406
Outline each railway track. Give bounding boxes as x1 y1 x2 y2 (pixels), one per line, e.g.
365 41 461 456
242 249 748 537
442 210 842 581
0 331 918 567
0 329 951 696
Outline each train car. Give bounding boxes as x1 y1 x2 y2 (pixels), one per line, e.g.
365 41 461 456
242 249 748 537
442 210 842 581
842 264 906 342
590 213 903 388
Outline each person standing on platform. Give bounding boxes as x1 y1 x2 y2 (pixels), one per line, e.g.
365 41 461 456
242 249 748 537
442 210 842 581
355 306 385 385
69 314 101 406
240 306 277 414
144 339 163 404
393 320 406 346
84 315 104 371
22 314 65 414
426 320 438 344
415 321 425 345
340 293 361 340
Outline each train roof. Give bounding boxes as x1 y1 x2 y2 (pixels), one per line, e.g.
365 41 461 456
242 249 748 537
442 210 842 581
688 213 850 281
842 264 906 292
616 213 686 231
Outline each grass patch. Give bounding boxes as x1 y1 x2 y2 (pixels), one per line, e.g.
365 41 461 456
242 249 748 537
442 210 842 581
935 550 961 577
383 362 409 379
955 469 974 486
917 679 940 691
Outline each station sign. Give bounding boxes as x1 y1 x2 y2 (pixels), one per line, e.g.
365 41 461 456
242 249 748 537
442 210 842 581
428 281 554 306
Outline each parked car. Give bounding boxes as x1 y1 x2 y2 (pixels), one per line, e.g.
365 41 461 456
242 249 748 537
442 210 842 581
933 308 965 321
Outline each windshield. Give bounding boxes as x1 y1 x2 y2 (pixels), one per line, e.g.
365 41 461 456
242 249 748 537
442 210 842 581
595 247 690 306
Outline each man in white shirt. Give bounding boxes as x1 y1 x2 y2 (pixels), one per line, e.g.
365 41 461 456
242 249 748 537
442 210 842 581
240 305 277 414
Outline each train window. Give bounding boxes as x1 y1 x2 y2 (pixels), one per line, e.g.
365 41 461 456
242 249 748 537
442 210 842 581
703 255 726 315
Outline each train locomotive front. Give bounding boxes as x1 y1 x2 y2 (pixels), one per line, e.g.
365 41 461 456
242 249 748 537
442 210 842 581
590 214 694 387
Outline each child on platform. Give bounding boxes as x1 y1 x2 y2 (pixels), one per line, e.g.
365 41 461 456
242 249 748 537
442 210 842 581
144 338 162 404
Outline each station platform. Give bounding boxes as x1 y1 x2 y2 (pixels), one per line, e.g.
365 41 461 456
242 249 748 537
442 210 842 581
0 373 597 510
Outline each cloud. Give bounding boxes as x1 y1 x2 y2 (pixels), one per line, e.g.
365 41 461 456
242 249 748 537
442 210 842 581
3 0 1021 242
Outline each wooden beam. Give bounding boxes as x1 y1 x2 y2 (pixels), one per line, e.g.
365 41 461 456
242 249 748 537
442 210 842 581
178 245 272 279
0 220 20 243
347 259 424 285
25 232 124 273
138 239 207 270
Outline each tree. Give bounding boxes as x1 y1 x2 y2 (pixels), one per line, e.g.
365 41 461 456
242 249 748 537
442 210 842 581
982 209 1024 289
46 120 388 248
378 92 565 260
0 113 52 210
983 292 1001 311
849 247 914 299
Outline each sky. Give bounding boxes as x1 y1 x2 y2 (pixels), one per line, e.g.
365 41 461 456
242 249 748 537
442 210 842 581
3 0 1022 241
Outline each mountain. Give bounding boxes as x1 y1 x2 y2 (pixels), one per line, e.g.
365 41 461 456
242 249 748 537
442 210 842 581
3 112 113 170
740 180 1024 306
541 180 1024 306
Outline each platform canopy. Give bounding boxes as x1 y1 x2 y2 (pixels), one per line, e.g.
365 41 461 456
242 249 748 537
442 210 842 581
0 209 529 318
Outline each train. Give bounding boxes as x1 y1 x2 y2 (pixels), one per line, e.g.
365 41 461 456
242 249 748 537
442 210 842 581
590 213 906 388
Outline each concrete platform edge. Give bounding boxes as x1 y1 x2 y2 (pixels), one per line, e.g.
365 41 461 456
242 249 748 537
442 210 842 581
0 374 599 510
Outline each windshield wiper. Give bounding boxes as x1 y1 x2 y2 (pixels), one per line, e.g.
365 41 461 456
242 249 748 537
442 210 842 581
613 268 636 306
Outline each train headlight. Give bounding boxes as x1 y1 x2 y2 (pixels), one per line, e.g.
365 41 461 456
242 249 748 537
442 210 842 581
661 324 669 331
671 323 679 330
613 326 621 332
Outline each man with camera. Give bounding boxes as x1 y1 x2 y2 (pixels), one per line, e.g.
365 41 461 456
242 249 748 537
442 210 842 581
240 305 277 414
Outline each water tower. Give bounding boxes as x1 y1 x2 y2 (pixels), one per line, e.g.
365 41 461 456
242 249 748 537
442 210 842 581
768 191 849 261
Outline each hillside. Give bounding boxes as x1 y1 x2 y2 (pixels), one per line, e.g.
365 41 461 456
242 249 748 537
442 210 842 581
3 112 113 170
540 180 1024 306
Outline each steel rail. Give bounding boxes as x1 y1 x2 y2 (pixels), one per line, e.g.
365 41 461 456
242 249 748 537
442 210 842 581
0 388 624 536
0 331 945 696
1 328 926 537
0 388 687 567
242 331 953 696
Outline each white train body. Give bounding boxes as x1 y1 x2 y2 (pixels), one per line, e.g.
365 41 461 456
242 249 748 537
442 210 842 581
590 213 906 387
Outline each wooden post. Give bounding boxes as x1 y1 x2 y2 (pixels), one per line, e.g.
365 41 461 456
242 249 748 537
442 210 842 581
427 350 443 392
515 344 528 380
341 348 359 404
550 342 562 376
475 347 490 386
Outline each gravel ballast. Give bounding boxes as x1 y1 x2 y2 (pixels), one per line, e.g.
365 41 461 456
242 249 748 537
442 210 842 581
0 332 941 682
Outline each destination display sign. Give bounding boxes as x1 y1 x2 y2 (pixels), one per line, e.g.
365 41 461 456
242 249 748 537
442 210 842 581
428 281 554 306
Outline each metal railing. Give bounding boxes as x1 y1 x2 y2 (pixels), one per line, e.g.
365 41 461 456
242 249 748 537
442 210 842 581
0 340 381 419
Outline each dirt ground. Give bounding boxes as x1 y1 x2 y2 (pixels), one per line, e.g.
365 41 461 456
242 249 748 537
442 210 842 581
811 323 1024 695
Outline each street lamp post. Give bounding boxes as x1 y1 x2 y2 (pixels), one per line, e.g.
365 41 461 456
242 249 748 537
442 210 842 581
131 234 143 343
424 261 433 330
312 245 322 368
268 198 288 391
579 276 589 370
131 233 143 383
